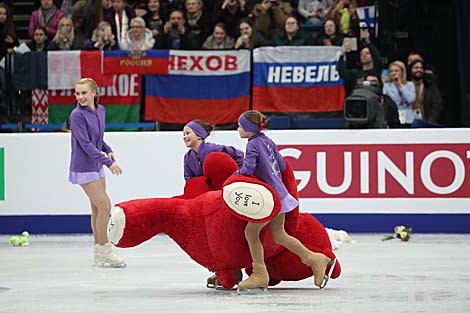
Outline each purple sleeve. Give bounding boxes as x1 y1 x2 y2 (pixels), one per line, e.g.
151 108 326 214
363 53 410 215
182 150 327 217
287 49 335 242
220 145 245 168
183 151 193 181
237 141 258 176
102 141 113 154
70 113 113 168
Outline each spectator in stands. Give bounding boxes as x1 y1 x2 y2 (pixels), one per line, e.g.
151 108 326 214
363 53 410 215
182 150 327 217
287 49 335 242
104 0 136 46
314 17 344 46
409 59 443 124
327 0 359 38
297 0 334 27
48 16 83 50
406 51 423 67
26 26 50 51
143 0 168 40
202 22 235 49
214 0 249 39
120 16 155 51
72 0 103 42
383 60 416 126
272 16 310 46
29 0 65 39
184 0 212 48
81 21 119 50
163 0 185 11
0 3 19 59
155 9 198 49
234 17 269 49
407 50 440 87
367 74 400 128
338 25 382 95
60 0 75 16
252 0 292 39
102 0 113 17
130 0 149 16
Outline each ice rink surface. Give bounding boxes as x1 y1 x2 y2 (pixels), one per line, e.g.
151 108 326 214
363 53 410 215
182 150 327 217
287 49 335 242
1 234 470 313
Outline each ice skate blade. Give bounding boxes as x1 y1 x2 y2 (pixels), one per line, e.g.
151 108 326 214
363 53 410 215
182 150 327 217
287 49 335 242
319 258 337 289
215 285 237 291
237 287 268 295
97 262 127 268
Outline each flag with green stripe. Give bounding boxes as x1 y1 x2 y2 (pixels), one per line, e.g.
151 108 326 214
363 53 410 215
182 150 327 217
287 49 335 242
48 74 141 129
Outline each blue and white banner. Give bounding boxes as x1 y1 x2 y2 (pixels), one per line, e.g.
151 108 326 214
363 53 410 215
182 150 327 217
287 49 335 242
356 5 379 37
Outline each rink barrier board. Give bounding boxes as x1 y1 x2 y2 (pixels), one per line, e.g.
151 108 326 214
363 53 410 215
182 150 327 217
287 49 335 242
0 213 469 234
1 129 470 233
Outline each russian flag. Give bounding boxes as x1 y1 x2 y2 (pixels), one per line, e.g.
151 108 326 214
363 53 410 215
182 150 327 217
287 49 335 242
103 49 169 75
145 50 250 124
252 46 345 113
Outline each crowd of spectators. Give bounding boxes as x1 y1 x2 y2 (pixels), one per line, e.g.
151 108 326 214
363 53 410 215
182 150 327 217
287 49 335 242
4 0 377 52
0 0 445 128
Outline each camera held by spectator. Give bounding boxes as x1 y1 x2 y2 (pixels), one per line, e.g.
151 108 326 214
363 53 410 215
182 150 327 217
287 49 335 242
170 23 179 38
344 79 386 129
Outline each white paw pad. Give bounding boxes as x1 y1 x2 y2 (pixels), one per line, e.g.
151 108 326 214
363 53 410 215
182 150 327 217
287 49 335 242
222 182 274 220
107 206 126 245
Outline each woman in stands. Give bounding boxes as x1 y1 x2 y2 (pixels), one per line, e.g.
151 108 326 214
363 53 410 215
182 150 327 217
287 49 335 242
81 21 119 50
143 0 168 40
202 22 235 49
383 60 417 126
68 78 126 268
314 18 344 46
26 26 49 51
48 16 83 50
272 16 311 46
0 3 19 58
234 18 268 49
28 0 65 39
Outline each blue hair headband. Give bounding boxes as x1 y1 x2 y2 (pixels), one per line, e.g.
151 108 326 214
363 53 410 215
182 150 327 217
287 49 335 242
186 121 208 139
238 114 260 133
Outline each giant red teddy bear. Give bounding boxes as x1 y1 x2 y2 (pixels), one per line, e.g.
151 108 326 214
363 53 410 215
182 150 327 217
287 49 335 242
107 152 341 289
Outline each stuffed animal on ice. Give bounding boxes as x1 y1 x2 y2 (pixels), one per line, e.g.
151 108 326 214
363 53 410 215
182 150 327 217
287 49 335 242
107 152 341 289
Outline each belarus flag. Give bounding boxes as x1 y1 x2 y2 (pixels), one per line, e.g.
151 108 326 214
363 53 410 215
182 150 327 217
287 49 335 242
47 51 113 90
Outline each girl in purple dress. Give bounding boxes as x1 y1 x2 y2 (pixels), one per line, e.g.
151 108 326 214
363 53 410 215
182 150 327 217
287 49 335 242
236 110 336 291
183 119 245 288
68 78 126 268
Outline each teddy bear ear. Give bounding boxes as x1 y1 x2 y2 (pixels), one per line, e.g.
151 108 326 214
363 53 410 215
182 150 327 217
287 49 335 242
222 175 281 223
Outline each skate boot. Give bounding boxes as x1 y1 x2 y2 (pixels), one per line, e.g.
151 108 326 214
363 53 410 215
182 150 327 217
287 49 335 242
302 252 336 289
93 244 100 266
233 269 243 285
237 263 269 293
212 270 243 291
206 274 218 288
97 243 126 268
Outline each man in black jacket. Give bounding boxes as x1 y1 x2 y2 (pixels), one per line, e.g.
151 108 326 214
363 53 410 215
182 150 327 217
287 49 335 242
409 59 443 124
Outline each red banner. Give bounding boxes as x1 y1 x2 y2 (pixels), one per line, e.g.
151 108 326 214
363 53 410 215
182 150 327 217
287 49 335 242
103 50 170 75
